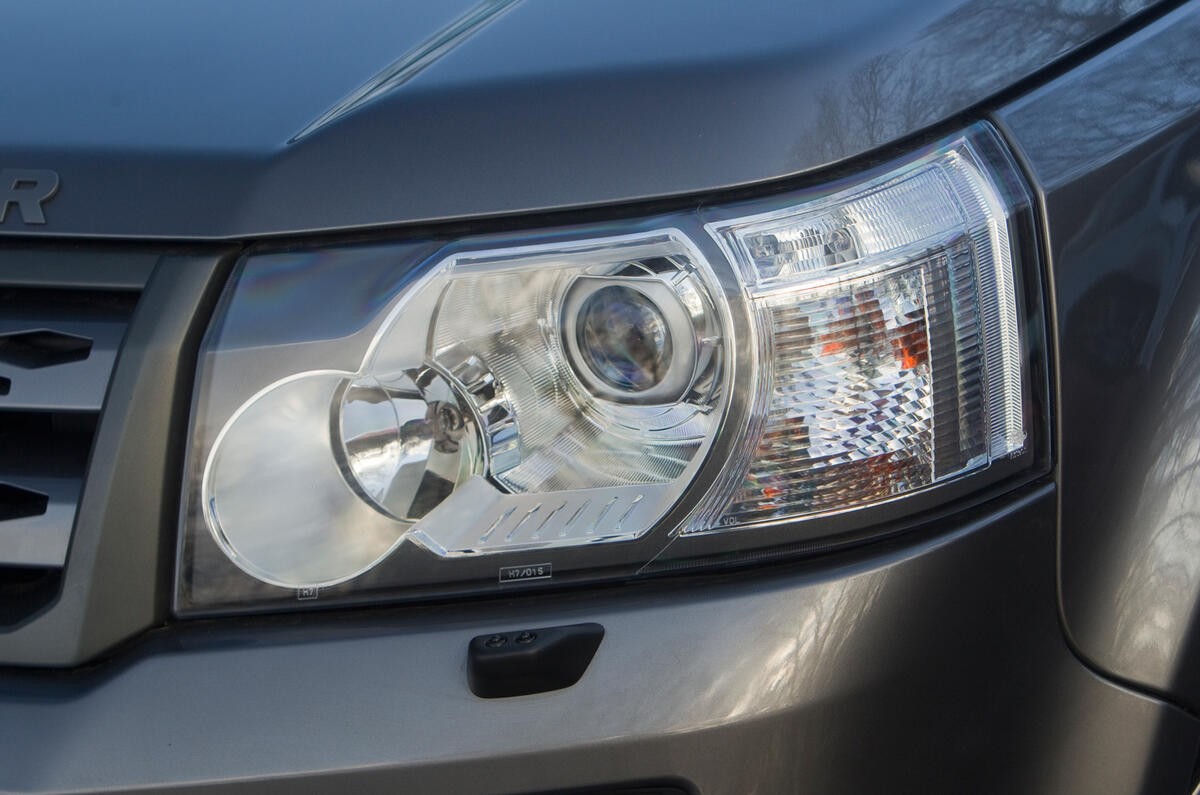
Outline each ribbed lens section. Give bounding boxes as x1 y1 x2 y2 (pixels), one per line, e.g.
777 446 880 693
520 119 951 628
717 244 988 525
736 166 966 287
697 134 1023 532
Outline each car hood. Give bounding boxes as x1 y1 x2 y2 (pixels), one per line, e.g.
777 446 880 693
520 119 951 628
0 0 1153 240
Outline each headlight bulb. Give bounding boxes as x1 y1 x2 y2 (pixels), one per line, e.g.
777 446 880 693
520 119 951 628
334 368 484 522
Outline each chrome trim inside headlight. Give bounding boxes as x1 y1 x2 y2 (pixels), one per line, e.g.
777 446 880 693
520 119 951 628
176 124 1042 615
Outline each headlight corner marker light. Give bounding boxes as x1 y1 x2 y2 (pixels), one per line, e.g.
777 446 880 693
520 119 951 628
689 127 1028 534
181 125 1031 611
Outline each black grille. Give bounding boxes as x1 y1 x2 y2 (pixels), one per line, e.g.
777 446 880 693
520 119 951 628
0 270 144 626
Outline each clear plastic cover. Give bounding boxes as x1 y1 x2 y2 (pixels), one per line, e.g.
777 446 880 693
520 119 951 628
183 231 732 602
176 125 1033 614
391 233 729 556
692 137 1024 532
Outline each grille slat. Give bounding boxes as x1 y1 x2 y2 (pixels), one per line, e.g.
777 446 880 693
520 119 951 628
0 274 142 573
0 478 79 567
0 324 122 411
0 288 138 412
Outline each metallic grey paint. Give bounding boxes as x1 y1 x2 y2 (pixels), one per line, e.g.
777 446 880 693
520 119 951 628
1 487 1197 793
0 0 1154 239
996 0 1200 712
0 0 1197 790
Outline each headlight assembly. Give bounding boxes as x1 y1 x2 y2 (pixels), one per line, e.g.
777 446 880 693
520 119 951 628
177 124 1043 614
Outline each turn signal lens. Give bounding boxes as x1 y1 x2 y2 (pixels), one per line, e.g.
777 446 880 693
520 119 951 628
691 133 1024 532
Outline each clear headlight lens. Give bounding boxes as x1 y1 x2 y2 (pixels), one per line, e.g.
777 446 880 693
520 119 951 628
200 232 729 589
177 125 1039 614
692 136 1024 531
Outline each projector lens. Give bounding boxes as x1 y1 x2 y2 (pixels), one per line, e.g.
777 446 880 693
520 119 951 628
575 285 673 393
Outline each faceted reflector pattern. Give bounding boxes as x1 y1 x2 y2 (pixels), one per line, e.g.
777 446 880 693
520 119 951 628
720 260 947 524
702 136 1022 532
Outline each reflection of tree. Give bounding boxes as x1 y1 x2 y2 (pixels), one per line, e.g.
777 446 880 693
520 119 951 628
807 0 1157 162
1110 305 1200 678
690 573 890 725
1012 5 1200 688
811 4 1200 686
1009 8 1200 183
